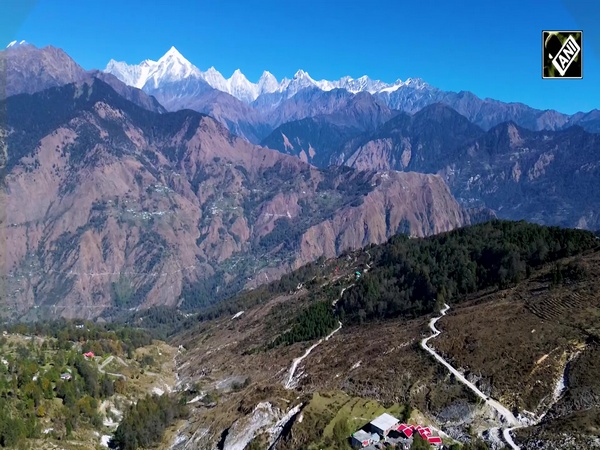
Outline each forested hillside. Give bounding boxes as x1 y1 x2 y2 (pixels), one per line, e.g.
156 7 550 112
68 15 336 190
337 220 599 322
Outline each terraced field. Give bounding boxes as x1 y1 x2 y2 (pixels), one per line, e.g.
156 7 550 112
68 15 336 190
526 290 592 323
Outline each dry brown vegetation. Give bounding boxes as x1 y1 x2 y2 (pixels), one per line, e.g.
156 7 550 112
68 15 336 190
433 251 600 411
431 249 600 447
170 244 600 449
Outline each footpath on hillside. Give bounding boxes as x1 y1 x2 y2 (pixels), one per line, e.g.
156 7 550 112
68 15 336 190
420 304 524 450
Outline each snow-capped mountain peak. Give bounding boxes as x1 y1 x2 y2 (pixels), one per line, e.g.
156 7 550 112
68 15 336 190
140 59 156 67
202 67 228 92
284 69 318 94
104 46 430 103
230 69 251 85
293 69 309 78
227 69 258 103
161 46 185 60
258 71 279 94
146 46 200 87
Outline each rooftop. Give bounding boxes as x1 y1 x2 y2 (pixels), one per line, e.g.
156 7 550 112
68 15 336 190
370 413 399 432
353 430 372 441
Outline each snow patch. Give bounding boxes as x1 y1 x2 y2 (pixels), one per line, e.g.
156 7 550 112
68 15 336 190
172 434 186 446
6 40 27 49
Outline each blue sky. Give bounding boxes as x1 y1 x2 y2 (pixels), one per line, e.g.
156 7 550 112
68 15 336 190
1 0 598 114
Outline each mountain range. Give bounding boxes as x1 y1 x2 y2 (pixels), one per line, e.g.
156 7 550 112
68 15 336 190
263 103 600 229
0 75 471 320
1 39 599 450
104 46 600 142
105 46 427 103
1 41 166 113
0 41 599 319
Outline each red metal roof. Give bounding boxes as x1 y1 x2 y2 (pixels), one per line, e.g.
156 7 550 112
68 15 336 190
428 436 443 445
397 423 437 440
399 427 413 438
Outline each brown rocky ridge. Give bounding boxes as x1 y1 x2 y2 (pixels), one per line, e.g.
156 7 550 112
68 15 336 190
0 78 473 319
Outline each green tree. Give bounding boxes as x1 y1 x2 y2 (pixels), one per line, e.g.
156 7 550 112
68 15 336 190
410 434 430 450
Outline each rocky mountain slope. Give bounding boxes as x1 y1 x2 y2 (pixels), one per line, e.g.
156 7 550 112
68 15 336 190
0 43 165 113
1 42 87 97
265 103 600 230
260 117 360 167
441 121 600 229
0 78 470 320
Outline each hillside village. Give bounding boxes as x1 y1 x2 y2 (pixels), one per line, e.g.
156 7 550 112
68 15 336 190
350 412 443 449
0 322 181 449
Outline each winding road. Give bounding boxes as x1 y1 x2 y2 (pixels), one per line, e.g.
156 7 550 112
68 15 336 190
284 320 343 389
420 304 523 450
97 355 127 380
284 283 353 389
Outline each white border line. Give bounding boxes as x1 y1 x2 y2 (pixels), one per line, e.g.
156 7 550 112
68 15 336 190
542 30 583 79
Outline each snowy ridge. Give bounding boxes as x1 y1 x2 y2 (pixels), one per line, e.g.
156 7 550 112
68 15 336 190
6 40 28 49
105 46 430 103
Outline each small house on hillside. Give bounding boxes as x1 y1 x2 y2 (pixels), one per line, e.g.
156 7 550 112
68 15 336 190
83 351 95 359
60 373 72 381
351 430 380 448
369 413 399 437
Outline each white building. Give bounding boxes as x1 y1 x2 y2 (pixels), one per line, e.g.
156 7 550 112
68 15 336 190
351 430 380 448
369 413 399 437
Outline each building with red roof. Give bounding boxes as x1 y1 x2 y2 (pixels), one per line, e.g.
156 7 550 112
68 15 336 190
397 424 414 438
428 436 443 446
